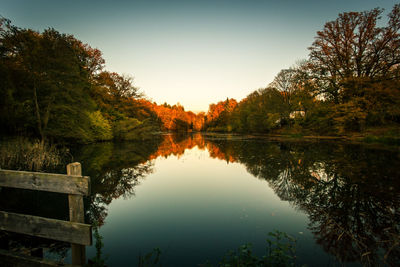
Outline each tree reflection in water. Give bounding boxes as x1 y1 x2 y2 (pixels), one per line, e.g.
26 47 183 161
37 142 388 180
73 139 161 226
74 133 399 266
203 137 400 266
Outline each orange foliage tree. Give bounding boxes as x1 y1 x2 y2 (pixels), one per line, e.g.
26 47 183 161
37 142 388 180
148 102 205 132
205 98 238 131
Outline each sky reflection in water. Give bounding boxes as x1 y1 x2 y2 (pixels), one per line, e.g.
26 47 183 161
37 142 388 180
80 134 399 266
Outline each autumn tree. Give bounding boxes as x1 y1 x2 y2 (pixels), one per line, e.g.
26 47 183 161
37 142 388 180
308 4 400 103
205 98 237 131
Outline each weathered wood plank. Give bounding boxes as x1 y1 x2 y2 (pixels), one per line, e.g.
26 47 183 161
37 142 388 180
0 248 79 267
0 169 90 196
67 163 86 265
0 211 92 246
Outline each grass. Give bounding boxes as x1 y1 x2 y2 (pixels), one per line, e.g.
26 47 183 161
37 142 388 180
87 222 108 267
134 230 302 267
0 137 66 171
361 126 400 145
84 230 300 267
288 133 304 138
363 135 400 145
211 230 301 267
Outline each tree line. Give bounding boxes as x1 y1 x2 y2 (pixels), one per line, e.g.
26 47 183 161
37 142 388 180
0 18 205 143
204 5 400 136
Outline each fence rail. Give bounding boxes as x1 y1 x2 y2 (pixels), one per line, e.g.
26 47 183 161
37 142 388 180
0 162 91 266
0 248 80 267
0 169 90 195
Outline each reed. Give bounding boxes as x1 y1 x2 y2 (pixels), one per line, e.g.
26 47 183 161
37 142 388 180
0 137 65 171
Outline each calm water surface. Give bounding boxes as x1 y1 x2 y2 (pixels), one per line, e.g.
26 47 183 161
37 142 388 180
2 133 398 266
70 133 399 266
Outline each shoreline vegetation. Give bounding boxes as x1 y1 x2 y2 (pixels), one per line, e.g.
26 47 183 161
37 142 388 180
204 128 400 145
1 129 397 173
0 137 66 171
1 4 400 146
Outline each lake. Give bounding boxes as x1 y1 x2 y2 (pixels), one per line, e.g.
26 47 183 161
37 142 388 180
75 133 400 266
2 133 399 266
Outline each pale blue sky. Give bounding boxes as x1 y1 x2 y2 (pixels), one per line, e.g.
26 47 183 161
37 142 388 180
2 0 397 112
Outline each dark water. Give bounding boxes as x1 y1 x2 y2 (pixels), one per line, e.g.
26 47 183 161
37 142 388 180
2 133 400 266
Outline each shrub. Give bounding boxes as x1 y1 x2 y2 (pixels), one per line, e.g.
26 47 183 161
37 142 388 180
113 117 142 140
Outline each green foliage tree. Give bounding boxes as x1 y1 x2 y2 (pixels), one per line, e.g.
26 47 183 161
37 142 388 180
0 21 104 142
229 88 286 133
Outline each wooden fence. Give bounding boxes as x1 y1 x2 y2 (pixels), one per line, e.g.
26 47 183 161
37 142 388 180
0 162 92 266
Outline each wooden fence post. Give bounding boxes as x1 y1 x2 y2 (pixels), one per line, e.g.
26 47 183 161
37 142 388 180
67 162 86 265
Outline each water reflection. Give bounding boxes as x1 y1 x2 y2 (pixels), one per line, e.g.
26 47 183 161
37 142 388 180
202 138 400 266
72 139 161 226
74 133 399 265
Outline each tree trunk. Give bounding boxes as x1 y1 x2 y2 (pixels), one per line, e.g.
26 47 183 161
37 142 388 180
33 85 45 141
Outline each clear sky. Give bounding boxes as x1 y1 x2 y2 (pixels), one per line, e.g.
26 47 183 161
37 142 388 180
1 0 397 112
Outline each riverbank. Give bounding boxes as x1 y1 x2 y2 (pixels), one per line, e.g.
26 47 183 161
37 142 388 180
202 125 400 146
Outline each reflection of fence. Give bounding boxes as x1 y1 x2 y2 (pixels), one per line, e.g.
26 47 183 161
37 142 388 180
0 162 91 266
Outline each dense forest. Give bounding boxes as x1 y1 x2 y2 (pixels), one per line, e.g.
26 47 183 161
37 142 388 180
1 4 399 143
